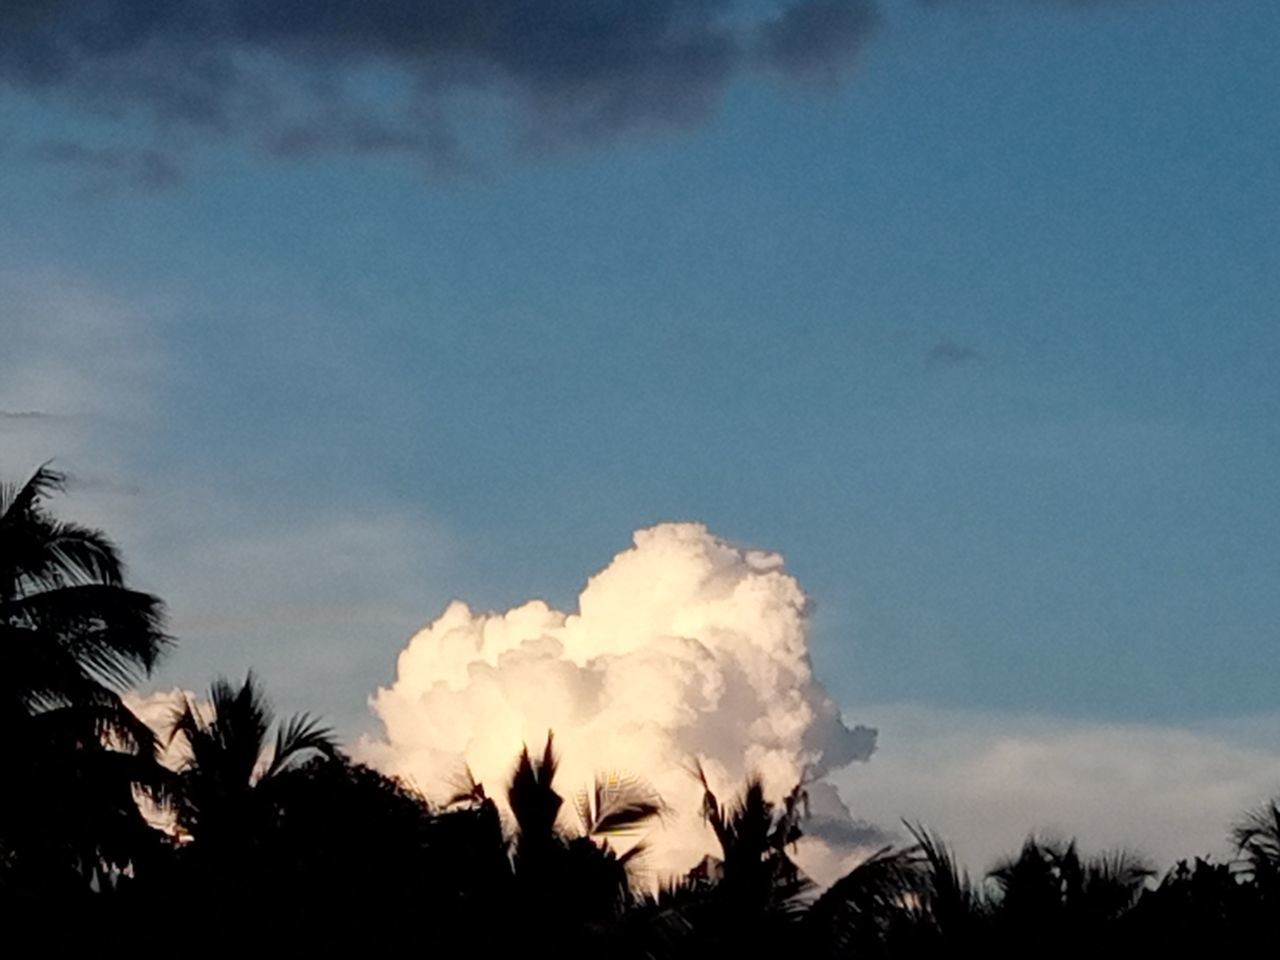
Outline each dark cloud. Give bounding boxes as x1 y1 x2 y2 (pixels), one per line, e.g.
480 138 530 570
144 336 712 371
757 0 881 82
0 1 883 174
806 814 891 848
803 781 892 849
919 0 1154 8
926 340 984 368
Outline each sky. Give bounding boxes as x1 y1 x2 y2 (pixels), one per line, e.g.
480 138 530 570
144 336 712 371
3 0 1279 871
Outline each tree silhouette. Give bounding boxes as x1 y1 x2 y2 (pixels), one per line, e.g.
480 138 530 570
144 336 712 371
0 465 169 893
804 843 923 958
1233 800 1280 894
502 733 663 953
896 822 988 952
986 837 1150 954
165 672 336 899
638 766 815 956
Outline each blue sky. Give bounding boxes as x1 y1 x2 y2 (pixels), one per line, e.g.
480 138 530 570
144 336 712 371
2 0 1278 820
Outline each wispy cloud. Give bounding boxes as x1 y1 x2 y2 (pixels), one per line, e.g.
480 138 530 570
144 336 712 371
926 339 984 368
0 268 453 733
0 271 162 482
29 140 183 190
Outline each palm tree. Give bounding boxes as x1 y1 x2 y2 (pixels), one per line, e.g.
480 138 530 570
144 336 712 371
804 844 924 958
0 465 170 891
638 767 815 956
1127 856 1258 953
166 672 336 883
694 765 813 914
489 734 665 955
507 734 565 879
987 836 1150 953
898 822 987 951
1232 800 1280 894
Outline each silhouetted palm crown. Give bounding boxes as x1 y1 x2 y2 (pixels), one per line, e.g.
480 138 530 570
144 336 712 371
168 672 336 848
1 466 169 890
2 465 167 743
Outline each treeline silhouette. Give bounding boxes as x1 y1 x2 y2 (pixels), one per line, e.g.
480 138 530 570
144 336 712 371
4 465 1278 954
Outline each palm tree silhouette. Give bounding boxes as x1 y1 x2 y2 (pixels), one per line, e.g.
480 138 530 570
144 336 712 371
498 733 665 954
693 764 812 913
804 843 923 958
0 465 170 892
895 822 988 952
986 836 1150 954
638 766 815 955
166 671 336 887
1232 800 1280 893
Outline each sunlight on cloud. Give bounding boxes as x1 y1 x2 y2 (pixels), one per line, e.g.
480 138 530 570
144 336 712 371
122 688 195 834
360 522 879 883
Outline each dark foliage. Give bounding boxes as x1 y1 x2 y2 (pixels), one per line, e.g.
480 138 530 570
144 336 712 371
1 465 170 896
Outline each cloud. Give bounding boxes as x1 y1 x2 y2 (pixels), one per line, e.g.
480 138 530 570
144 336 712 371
121 687 195 832
122 688 193 771
146 498 455 735
926 339 984 368
837 704 1280 874
0 1 883 172
29 140 183 190
0 409 58 421
918 0 1152 7
757 0 881 83
359 522 879 883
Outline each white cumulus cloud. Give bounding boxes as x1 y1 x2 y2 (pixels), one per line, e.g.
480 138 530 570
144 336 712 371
359 522 878 882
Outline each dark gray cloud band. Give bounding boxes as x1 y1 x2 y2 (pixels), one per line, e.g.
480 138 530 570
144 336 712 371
1 0 882 174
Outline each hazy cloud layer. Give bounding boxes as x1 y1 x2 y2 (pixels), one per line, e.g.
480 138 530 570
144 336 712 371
840 704 1280 874
0 270 451 733
0 269 163 485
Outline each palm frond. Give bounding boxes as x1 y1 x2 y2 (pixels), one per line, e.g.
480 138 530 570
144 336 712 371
169 673 273 788
905 821 983 931
807 844 924 952
508 732 564 843
39 520 127 587
7 583 170 684
0 463 64 525
1233 801 1280 884
694 761 732 854
446 764 488 807
266 711 337 778
577 772 664 837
